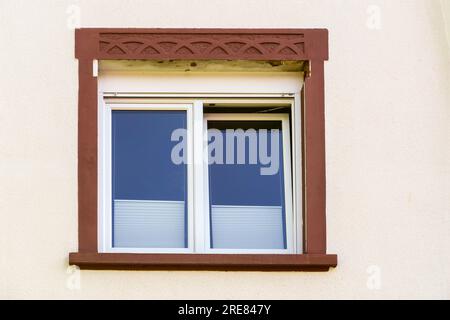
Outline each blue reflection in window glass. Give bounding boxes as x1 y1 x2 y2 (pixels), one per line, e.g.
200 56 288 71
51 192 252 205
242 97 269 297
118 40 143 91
208 121 287 250
112 110 187 249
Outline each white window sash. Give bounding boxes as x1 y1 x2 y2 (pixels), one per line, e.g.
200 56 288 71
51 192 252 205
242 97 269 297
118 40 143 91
202 113 295 254
99 102 194 254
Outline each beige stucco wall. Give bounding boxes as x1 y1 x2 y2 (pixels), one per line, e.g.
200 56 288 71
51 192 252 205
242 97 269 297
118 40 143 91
442 0 450 48
0 0 449 299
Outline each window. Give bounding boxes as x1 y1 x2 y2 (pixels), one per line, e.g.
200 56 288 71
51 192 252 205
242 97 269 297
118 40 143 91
110 108 192 251
206 114 292 252
100 100 298 255
71 28 337 271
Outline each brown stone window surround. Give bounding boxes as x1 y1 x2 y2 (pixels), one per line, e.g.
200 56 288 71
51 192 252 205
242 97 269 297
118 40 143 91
69 28 337 271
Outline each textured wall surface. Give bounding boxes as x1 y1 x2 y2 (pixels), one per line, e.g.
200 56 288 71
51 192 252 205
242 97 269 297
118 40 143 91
0 0 449 299
442 0 450 48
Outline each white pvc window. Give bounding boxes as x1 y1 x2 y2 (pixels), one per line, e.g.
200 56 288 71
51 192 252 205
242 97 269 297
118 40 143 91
100 103 194 253
203 113 294 254
99 97 301 254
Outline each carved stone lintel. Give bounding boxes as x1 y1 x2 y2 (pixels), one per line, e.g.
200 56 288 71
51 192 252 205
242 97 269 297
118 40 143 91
76 29 328 61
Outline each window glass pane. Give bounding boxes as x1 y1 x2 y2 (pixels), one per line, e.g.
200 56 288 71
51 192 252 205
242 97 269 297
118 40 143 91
207 120 287 250
112 110 187 248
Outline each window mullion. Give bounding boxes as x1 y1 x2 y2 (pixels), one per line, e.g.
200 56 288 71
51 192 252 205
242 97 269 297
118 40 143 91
193 100 206 253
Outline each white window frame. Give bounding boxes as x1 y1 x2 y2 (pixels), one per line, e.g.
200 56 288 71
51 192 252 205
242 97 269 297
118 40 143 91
98 95 303 255
202 113 294 254
99 102 195 253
